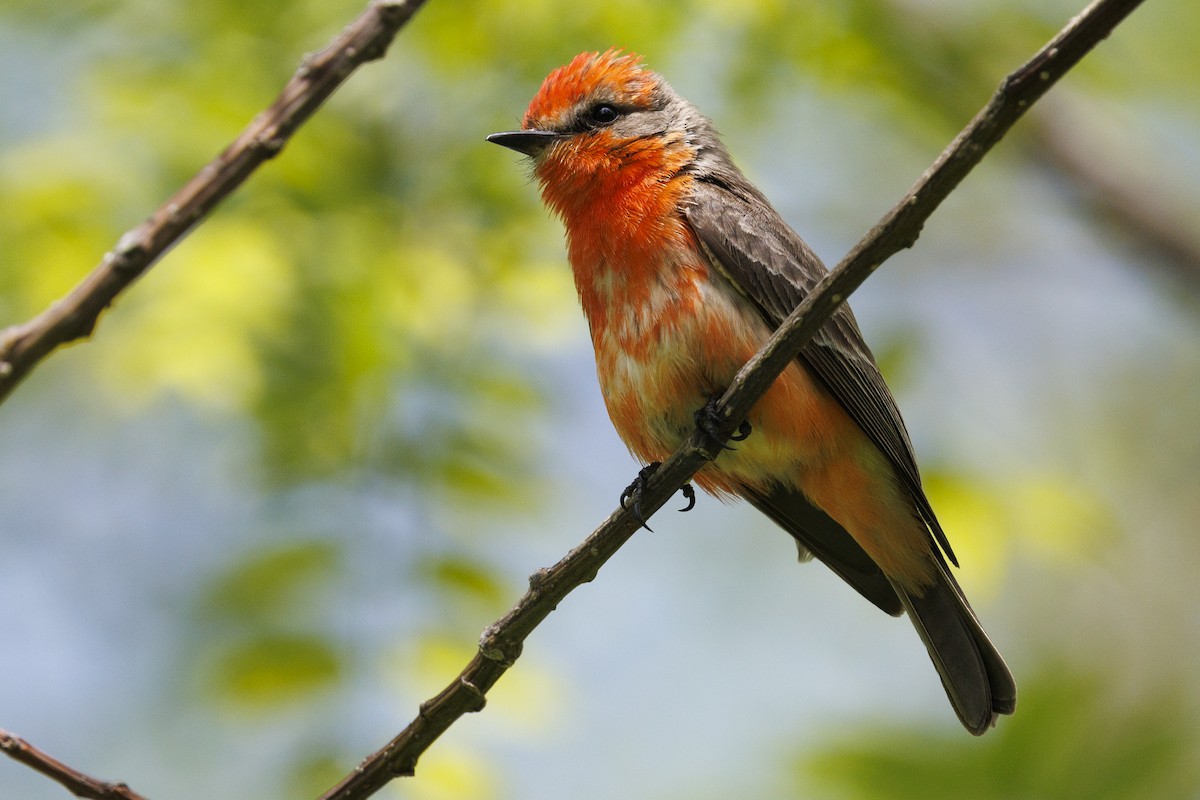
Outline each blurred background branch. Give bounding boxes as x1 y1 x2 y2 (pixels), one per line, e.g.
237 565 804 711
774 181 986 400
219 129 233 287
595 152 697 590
1029 96 1200 287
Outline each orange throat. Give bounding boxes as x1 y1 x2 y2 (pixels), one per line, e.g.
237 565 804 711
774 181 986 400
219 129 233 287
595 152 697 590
535 132 699 333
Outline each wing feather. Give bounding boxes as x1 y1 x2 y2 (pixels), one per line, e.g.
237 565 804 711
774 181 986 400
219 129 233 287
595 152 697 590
683 172 956 566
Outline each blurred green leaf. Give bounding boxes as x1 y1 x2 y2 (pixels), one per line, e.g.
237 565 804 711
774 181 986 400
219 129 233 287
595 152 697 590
202 540 339 623
207 633 341 711
417 553 508 607
802 666 1200 800
285 751 351 799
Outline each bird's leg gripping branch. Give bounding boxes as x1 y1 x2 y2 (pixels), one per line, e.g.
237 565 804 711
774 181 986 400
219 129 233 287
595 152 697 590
619 463 697 531
693 393 753 458
619 393 750 530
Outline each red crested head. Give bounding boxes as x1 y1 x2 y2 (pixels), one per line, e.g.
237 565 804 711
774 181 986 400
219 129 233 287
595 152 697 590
522 50 656 131
488 50 739 275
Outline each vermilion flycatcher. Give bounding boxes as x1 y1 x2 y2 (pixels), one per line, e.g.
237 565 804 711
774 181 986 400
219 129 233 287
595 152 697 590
488 50 1015 734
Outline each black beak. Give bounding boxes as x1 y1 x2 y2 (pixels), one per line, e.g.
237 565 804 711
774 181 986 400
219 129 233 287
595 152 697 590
486 129 563 157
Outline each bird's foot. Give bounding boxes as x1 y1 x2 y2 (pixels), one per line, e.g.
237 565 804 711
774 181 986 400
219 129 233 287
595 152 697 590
693 394 752 455
620 462 697 531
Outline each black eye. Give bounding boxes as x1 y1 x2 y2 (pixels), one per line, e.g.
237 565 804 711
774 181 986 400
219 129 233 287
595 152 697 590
586 104 620 126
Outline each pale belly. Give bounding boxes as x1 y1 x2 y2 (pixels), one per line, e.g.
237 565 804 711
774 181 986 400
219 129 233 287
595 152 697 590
590 275 849 497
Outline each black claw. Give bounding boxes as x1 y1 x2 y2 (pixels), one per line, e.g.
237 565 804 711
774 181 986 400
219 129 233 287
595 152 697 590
621 462 661 531
694 394 752 453
620 463 698 528
678 483 696 513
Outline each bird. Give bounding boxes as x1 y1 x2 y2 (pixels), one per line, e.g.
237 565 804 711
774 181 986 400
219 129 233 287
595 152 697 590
487 49 1015 735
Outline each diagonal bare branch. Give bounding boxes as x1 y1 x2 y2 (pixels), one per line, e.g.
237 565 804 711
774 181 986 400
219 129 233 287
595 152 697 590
0 730 148 800
315 1 1145 798
0 0 428 407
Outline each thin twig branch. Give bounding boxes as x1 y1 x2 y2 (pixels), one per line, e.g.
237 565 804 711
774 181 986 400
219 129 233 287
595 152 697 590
315 1 1145 798
0 0 428 407
0 731 148 800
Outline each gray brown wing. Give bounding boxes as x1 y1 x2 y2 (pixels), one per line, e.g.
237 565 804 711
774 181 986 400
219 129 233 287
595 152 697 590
683 172 956 566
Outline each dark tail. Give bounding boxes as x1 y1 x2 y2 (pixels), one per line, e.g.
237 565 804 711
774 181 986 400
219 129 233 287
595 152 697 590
892 562 1017 735
745 486 1015 733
